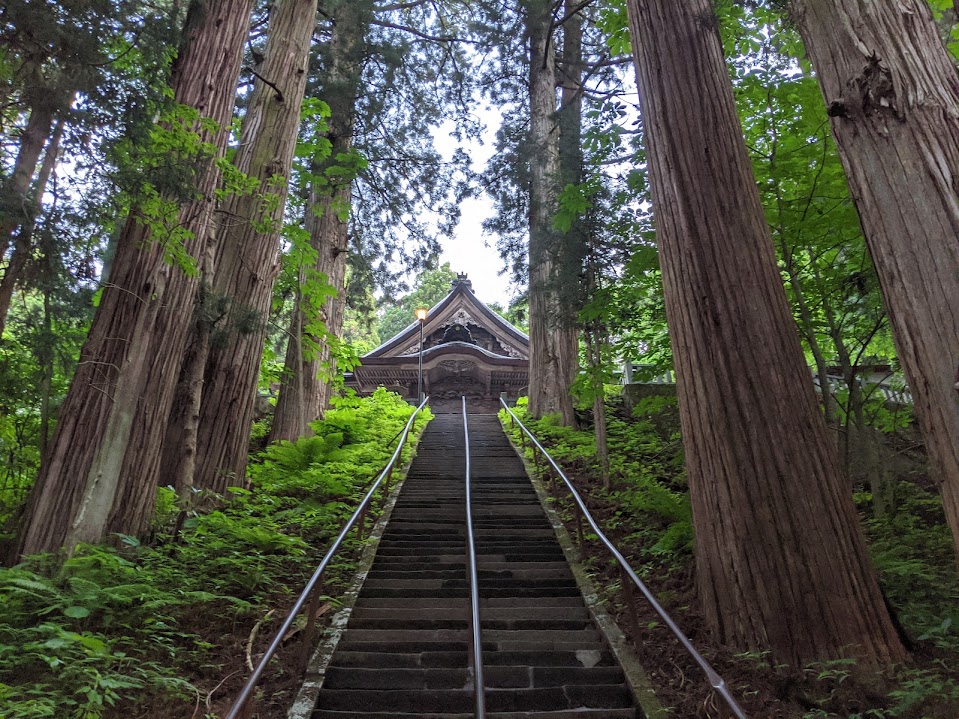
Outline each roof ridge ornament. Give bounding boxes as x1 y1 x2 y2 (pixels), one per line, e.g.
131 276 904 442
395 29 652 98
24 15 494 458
452 272 473 291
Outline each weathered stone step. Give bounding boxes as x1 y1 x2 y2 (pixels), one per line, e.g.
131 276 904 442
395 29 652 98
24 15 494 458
346 618 469 630
323 667 471 690
362 578 578 590
322 666 626 691
360 587 583 599
329 648 618 671
314 688 474 713
345 606 591 626
360 588 470 599
365 568 573 582
344 617 592 632
365 570 467 580
350 606 471 621
331 650 470 669
478 562 570 571
351 596 472 609
314 685 632 713
341 628 602 644
479 597 585 608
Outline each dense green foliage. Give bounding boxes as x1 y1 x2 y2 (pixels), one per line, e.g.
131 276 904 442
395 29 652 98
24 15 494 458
0 390 429 718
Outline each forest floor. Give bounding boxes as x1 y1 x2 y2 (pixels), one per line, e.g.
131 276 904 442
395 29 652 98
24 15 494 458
500 397 959 719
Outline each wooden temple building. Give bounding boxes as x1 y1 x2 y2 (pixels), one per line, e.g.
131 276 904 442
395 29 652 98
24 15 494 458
344 274 529 408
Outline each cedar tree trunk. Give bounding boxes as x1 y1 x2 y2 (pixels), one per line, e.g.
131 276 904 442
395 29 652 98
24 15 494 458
185 0 318 492
525 0 578 426
12 0 254 558
789 0 959 558
269 0 369 442
625 0 906 666
0 113 67 336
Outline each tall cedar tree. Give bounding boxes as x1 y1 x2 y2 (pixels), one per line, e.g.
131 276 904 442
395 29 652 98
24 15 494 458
12 0 254 558
788 0 959 558
624 0 906 665
270 0 372 443
0 110 71 335
0 64 73 338
525 0 578 426
178 0 319 494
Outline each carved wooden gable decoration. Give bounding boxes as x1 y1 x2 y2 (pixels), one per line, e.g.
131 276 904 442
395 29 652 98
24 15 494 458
345 275 529 402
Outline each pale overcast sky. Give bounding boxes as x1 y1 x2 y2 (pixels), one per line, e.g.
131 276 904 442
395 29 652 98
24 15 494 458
432 117 517 309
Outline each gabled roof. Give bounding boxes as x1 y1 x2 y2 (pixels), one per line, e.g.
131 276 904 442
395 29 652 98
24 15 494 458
365 280 529 360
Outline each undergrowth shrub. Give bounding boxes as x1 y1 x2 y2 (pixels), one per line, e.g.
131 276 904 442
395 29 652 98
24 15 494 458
862 482 959 651
0 388 429 718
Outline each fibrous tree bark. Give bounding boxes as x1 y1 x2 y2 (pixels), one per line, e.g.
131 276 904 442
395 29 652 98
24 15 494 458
270 0 370 443
788 0 959 558
525 0 578 426
12 0 254 558
624 0 906 666
165 0 319 494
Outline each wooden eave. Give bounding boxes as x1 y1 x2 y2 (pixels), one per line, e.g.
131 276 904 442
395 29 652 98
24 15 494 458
365 283 529 360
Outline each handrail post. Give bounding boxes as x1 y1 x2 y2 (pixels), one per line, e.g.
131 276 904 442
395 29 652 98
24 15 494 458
620 565 640 644
298 584 323 672
381 465 394 507
356 506 368 542
574 505 585 561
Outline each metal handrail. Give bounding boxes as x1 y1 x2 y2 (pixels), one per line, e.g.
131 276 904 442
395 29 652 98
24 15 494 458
499 398 747 719
224 396 431 719
462 396 486 718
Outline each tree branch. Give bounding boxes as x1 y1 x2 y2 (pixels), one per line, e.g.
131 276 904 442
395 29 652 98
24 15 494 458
370 19 471 43
244 66 284 102
374 0 429 11
550 0 595 34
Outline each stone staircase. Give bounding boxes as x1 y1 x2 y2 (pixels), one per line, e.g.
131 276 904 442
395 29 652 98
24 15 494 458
312 411 640 719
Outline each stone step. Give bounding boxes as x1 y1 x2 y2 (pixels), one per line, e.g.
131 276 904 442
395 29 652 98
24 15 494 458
477 596 586 606
340 629 603 645
314 685 633 713
344 618 593 632
361 578 579 590
352 597 472 609
329 649 618 670
322 666 626 691
349 606 589 622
